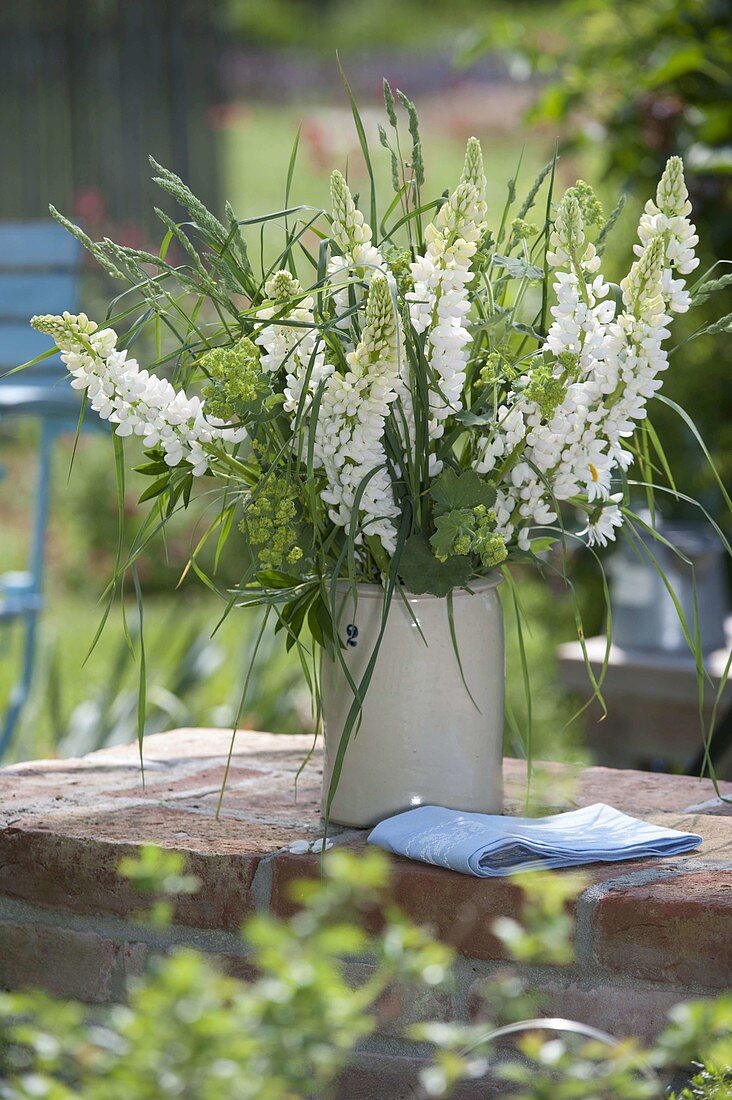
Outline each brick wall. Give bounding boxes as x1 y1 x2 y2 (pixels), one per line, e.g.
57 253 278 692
1 728 730 1098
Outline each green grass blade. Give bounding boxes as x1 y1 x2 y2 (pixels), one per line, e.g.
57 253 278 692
131 565 147 785
337 55 377 239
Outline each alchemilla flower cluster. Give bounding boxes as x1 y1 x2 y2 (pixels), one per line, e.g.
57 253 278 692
31 100 703 602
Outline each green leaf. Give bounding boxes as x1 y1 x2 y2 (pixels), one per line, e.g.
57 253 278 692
511 320 543 340
257 570 304 590
399 534 472 597
493 254 544 281
454 409 495 427
527 536 557 553
337 56 377 239
307 597 335 651
644 45 706 88
430 468 496 516
429 509 473 560
137 475 171 503
134 459 170 476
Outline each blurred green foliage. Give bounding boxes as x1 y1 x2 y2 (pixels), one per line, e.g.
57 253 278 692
0 848 452 1099
0 594 310 763
61 434 245 594
226 0 542 54
0 848 730 1098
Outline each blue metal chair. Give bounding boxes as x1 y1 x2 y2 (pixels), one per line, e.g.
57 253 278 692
0 221 87 755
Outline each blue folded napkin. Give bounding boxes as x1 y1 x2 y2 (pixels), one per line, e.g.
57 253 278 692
367 803 702 877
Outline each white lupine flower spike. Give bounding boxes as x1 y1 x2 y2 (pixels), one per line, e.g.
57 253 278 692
30 312 246 476
314 273 401 555
475 157 699 553
255 269 332 416
408 137 487 474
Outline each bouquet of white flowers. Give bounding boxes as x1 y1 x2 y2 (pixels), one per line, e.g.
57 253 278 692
26 86 728 821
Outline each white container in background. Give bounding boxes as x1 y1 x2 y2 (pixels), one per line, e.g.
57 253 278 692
321 578 505 827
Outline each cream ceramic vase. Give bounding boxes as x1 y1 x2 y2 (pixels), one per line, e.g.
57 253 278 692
321 577 505 828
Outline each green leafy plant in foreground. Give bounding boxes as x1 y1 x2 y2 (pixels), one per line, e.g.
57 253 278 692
0 849 451 1100
0 849 729 1099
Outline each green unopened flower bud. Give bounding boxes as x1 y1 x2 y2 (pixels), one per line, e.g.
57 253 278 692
622 235 665 314
30 311 98 352
477 352 501 388
329 169 361 246
511 217 538 242
461 137 486 196
264 269 301 302
384 245 413 294
557 351 579 371
567 180 604 227
239 469 305 573
556 192 584 254
360 274 397 361
201 336 266 419
477 532 507 569
524 358 566 419
656 156 688 216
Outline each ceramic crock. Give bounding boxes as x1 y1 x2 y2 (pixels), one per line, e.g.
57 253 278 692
321 577 504 827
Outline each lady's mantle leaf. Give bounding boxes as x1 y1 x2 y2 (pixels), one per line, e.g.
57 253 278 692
399 534 472 597
431 468 496 516
430 510 474 560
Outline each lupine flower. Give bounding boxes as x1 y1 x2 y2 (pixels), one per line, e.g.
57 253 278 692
30 312 245 476
408 137 487 474
255 269 332 417
314 273 401 554
327 170 385 326
473 156 698 553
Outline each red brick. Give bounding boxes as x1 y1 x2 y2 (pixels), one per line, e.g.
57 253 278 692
0 922 118 1002
270 848 669 963
387 861 526 961
270 850 523 961
0 815 263 932
469 971 685 1042
3 729 732 1012
335 1051 501 1099
108 763 263 800
213 954 260 983
592 870 732 989
118 940 150 982
116 943 260 986
343 960 452 1035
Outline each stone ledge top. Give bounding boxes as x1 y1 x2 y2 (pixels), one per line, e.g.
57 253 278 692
1 729 731 983
2 726 732 853
4 725 732 825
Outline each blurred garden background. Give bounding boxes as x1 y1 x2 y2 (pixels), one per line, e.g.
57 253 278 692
1 0 730 765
